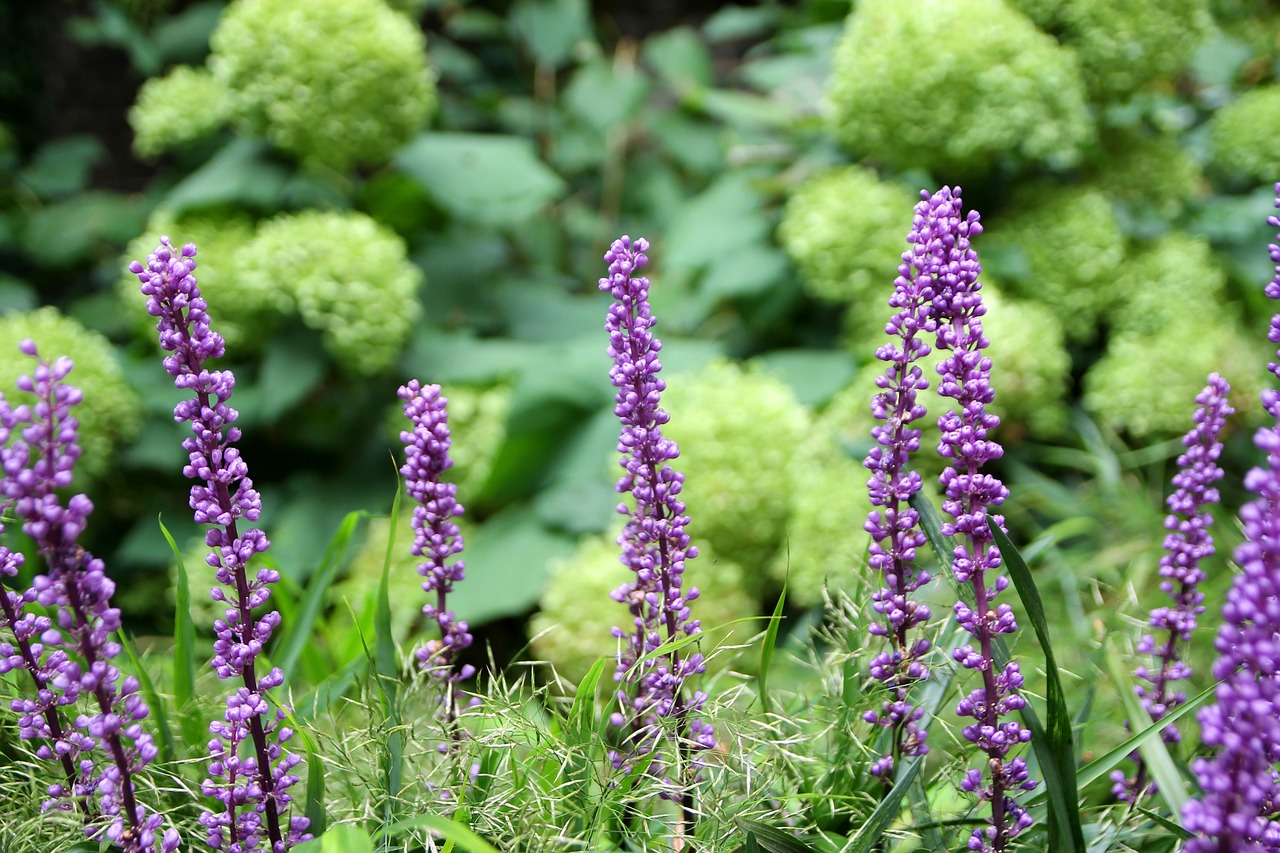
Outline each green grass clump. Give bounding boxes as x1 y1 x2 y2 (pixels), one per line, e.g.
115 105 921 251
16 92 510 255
209 0 436 171
1209 85 1280 183
662 360 810 572
778 166 915 333
828 0 1092 176
235 211 423 374
0 308 140 478
129 67 232 158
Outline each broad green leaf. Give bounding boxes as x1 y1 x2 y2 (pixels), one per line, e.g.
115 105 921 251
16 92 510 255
844 755 923 853
644 27 714 95
752 349 856 409
508 0 592 67
699 245 789 301
1104 641 1190 822
251 328 329 423
991 521 1085 853
21 192 147 265
293 824 374 853
152 1 224 65
564 59 650 133
395 134 566 226
373 813 502 852
700 88 795 128
18 136 105 199
735 818 822 853
162 137 288 214
662 174 770 274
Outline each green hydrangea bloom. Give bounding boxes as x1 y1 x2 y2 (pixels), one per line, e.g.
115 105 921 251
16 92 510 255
1209 86 1280 183
766 431 871 608
529 534 756 684
661 360 810 574
990 185 1126 341
209 0 437 171
1111 234 1226 339
828 0 1092 176
1094 133 1205 217
118 211 274 350
980 286 1072 438
1012 0 1210 100
1084 316 1267 438
778 166 915 315
235 211 423 374
0 308 141 478
129 66 231 158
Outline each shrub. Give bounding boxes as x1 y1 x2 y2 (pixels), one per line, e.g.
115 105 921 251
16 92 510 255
1209 85 1280 183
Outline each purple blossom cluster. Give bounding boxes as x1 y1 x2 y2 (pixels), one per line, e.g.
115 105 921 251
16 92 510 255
131 237 307 853
1113 374 1232 802
398 380 474 731
919 187 1034 853
0 343 176 852
598 236 714 795
860 193 939 779
1181 183 1280 850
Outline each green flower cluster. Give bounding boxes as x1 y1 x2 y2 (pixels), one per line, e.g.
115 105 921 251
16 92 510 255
0 308 141 478
122 211 422 374
131 0 436 169
661 360 810 573
828 0 1092 177
210 0 436 171
981 286 1073 438
990 185 1126 341
1094 133 1205 217
1012 0 1211 100
1084 234 1266 436
778 166 915 308
529 535 756 684
237 211 422 374
118 210 269 348
1209 86 1280 183
129 67 231 159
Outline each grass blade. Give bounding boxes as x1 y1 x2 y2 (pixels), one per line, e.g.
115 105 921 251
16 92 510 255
990 520 1085 853
116 631 176 767
1103 640 1190 822
843 755 922 853
759 585 787 715
569 656 608 736
373 813 502 853
158 516 196 712
375 487 404 848
273 509 367 682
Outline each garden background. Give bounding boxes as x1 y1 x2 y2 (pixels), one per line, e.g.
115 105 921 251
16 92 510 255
3 0 1280 850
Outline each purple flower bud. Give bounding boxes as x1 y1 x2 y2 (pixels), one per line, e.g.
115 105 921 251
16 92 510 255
598 236 712 798
131 236 308 852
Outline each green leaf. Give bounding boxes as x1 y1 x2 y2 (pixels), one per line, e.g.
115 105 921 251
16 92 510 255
158 517 197 712
163 138 290 215
699 245 789 301
990 521 1085 853
758 586 786 715
273 510 367 682
373 813 502 852
152 1 223 65
644 27 714 95
116 631 175 766
752 349 856 409
293 824 374 853
395 133 566 226
700 88 795 128
1134 806 1195 840
569 656 608 735
508 0 592 67
18 136 106 199
375 486 404 847
844 755 923 853
735 819 822 853
252 328 329 423
21 192 148 266
1104 641 1190 822
1072 682 1214 793
564 59 650 133
662 174 770 274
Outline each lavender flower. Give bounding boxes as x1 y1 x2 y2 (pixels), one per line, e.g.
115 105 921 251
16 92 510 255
0 342 177 852
130 237 307 853
922 187 1035 853
398 380 474 728
1113 374 1232 802
1264 181 1280 422
1182 423 1280 850
598 236 714 808
860 198 939 779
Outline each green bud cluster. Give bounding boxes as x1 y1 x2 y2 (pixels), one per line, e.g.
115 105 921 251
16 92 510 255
129 67 231 159
828 0 1092 177
1209 86 1280 183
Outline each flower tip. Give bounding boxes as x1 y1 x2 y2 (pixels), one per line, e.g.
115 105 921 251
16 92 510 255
17 338 36 356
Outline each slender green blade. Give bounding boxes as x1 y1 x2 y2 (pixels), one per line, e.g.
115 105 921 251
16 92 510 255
158 516 196 712
1104 640 1189 822
735 818 822 853
990 521 1085 853
375 486 404 847
759 585 787 715
273 510 367 681
844 755 923 853
373 813 502 853
570 656 608 736
117 631 175 766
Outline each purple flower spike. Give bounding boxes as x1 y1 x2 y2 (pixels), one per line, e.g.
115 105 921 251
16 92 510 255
130 236 307 853
1113 375 1232 802
922 187 1035 853
861 194 940 779
1263 182 1280 421
598 236 711 809
1182 423 1280 850
0 344 177 852
398 380 474 735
